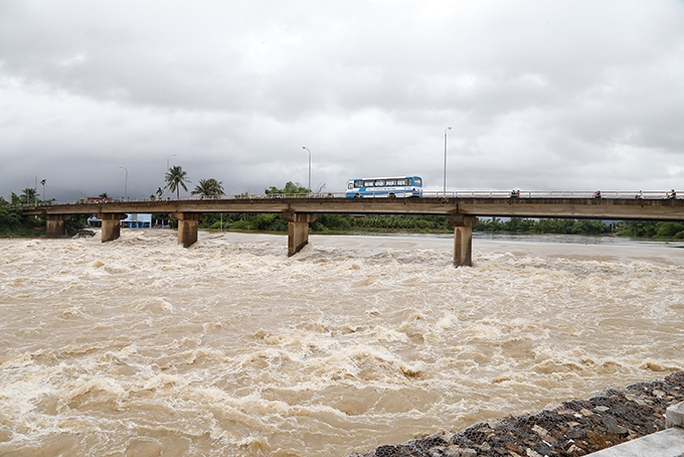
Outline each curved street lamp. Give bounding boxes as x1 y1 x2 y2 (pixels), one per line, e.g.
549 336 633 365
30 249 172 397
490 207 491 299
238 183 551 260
162 154 178 198
443 127 452 196
119 166 128 199
302 146 312 193
167 153 176 171
165 154 176 197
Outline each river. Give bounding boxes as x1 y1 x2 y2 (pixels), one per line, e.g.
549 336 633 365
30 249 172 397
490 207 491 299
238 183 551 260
1 230 682 456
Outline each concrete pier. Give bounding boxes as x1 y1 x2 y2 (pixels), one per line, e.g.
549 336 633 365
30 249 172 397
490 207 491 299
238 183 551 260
280 211 317 256
100 213 127 242
448 214 478 267
45 215 70 238
172 212 204 247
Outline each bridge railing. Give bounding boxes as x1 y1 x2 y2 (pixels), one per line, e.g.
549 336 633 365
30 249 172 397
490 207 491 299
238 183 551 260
422 190 673 199
12 190 677 208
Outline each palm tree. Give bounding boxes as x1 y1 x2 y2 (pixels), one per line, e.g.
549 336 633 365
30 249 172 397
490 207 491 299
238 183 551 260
20 188 37 204
165 165 190 199
191 178 225 199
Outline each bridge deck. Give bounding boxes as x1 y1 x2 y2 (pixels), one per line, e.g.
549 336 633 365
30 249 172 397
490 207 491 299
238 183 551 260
19 196 684 221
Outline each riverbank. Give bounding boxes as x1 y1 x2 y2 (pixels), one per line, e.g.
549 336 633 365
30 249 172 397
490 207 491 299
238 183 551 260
350 371 684 457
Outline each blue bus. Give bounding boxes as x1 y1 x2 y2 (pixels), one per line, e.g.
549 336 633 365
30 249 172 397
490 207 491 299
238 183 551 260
345 176 423 198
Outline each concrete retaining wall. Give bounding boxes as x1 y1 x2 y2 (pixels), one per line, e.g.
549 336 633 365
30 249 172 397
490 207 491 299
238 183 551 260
587 402 684 457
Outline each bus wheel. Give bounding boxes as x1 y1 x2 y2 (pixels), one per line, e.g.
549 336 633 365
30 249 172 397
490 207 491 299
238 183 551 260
388 193 396 198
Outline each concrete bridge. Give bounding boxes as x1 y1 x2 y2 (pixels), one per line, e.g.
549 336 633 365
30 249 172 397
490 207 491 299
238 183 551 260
19 191 684 266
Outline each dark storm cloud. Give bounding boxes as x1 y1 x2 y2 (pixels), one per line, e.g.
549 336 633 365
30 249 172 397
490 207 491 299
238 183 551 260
1 0 683 200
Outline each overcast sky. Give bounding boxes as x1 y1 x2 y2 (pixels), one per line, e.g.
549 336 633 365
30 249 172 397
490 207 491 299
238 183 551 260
2 1 683 200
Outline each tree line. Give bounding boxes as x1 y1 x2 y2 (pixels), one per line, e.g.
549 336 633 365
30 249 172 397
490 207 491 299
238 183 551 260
1 193 87 237
195 211 684 239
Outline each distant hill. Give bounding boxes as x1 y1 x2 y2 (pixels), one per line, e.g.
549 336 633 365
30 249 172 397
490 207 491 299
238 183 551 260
42 186 89 202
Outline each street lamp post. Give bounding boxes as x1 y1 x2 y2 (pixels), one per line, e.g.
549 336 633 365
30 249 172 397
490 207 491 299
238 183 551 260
119 166 128 199
302 146 312 194
167 153 176 171
35 171 44 205
443 127 452 196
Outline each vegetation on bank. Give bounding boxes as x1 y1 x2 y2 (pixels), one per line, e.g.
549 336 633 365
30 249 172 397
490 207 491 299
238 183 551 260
1 194 88 237
2 181 683 240
196 212 684 239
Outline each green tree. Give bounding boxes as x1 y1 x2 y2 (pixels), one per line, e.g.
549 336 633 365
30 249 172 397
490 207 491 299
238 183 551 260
191 178 225 199
0 197 21 228
1 196 44 236
476 217 506 232
571 220 610 235
505 218 536 233
311 214 354 232
265 181 308 196
654 222 684 239
165 165 190 199
614 221 658 238
19 188 38 204
251 213 288 231
534 218 575 234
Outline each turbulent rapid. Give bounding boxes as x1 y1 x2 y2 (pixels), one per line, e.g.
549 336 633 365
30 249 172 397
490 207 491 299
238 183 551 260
0 230 682 456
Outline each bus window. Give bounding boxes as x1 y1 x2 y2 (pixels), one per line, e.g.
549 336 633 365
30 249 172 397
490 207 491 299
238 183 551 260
364 180 374 187
414 177 422 186
397 179 408 186
386 179 396 186
374 180 385 186
355 180 363 187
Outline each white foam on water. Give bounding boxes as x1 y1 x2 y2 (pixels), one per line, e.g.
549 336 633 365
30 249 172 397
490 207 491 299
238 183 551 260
0 230 682 456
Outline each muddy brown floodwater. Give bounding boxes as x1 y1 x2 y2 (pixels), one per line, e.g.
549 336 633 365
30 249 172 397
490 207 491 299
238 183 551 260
1 231 682 456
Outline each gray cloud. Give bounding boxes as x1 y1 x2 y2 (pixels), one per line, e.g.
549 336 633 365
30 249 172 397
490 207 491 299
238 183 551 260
1 0 683 201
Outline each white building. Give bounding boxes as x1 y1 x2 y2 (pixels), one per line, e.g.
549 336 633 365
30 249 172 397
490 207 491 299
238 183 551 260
88 214 152 229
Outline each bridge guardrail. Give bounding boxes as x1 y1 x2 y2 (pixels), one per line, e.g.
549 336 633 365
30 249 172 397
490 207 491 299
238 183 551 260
424 190 676 199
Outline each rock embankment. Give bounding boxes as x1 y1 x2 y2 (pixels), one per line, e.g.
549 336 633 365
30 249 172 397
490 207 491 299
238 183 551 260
352 371 684 457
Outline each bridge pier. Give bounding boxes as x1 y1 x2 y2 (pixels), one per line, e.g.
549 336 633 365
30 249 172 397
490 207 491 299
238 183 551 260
45 215 70 238
100 213 128 242
280 211 317 256
172 212 204 247
448 215 478 267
